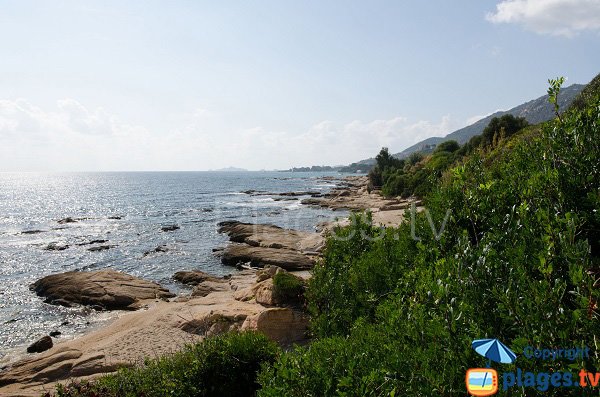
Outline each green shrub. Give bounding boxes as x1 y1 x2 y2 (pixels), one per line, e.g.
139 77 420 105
272 272 305 304
52 332 280 397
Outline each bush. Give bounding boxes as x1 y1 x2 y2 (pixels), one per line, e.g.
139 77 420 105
52 332 280 397
272 272 305 305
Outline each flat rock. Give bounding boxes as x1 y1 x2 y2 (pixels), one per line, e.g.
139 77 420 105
191 281 230 297
218 221 323 253
0 347 131 389
87 245 114 252
30 270 175 310
173 270 224 286
220 244 314 270
76 239 109 246
20 230 46 235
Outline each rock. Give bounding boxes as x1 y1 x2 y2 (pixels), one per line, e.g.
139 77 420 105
254 279 277 306
277 191 321 197
143 244 169 257
76 239 109 246
49 331 61 337
173 270 224 286
256 265 285 282
87 245 114 252
217 221 323 253
173 270 230 297
44 243 70 251
27 336 53 354
220 244 314 270
179 313 248 337
161 225 180 232
30 270 175 310
300 198 324 207
234 279 277 305
241 308 308 345
191 282 230 297
57 217 77 224
235 268 304 307
0 347 131 388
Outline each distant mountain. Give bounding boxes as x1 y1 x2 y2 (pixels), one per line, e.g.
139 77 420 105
393 83 584 159
212 166 248 172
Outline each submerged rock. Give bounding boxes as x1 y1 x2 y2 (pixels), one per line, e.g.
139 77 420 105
57 217 78 224
30 270 175 310
44 243 70 251
143 244 169 257
27 336 53 354
87 245 114 252
76 239 109 246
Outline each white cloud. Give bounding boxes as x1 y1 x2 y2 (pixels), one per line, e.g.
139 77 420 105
486 0 600 37
0 98 456 171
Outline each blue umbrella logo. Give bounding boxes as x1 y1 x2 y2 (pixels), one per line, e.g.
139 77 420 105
472 338 517 367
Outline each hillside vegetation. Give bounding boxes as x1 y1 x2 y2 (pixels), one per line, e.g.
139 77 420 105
50 76 600 397
260 77 600 396
368 113 530 198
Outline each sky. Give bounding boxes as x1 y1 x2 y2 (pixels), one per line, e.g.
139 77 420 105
0 0 599 171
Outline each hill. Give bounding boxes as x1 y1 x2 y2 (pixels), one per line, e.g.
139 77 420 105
393 83 584 158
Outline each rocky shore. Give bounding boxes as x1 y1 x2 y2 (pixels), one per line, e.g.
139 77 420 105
0 175 419 397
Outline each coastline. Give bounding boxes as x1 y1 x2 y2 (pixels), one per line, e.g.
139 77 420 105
0 175 419 397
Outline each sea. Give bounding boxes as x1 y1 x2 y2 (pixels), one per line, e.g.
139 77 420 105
0 171 345 364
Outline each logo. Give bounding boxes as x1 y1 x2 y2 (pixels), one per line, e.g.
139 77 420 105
466 338 598 395
466 338 516 396
466 368 498 396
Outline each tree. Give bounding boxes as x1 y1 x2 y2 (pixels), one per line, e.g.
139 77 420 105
481 114 528 147
375 147 402 170
434 140 460 154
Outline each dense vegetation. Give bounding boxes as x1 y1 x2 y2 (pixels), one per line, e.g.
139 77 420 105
259 79 600 396
368 114 529 198
48 77 600 397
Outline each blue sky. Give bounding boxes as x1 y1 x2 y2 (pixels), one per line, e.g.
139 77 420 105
1 0 599 171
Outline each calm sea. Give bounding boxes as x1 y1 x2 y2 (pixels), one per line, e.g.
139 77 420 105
0 171 343 363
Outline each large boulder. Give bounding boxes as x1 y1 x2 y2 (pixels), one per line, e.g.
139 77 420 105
30 270 175 310
27 336 53 354
241 308 308 345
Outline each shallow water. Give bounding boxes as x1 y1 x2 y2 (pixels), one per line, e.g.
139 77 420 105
0 171 344 361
